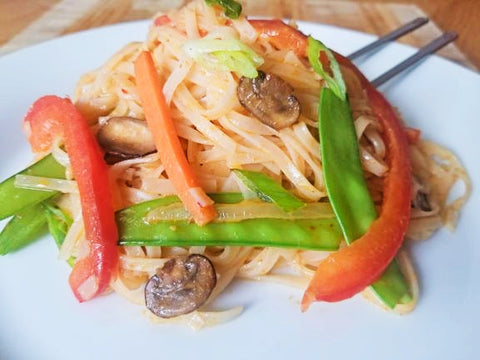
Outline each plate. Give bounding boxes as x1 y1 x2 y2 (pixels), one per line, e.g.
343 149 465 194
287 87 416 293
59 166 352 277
0 20 479 360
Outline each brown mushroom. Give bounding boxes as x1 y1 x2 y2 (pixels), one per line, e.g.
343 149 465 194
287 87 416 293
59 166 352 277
145 254 217 318
412 190 432 212
237 71 301 130
96 116 156 164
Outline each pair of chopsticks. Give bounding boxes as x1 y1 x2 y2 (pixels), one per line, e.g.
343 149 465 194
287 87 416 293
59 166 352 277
347 17 457 86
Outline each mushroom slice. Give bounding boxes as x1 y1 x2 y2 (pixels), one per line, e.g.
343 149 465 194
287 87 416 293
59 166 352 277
412 190 432 212
96 116 156 164
237 71 301 130
145 254 217 318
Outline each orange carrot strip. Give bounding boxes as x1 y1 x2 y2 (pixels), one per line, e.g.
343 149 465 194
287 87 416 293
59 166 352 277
134 51 217 226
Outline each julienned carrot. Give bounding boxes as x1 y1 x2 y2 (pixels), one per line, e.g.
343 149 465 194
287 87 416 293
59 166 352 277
134 51 217 226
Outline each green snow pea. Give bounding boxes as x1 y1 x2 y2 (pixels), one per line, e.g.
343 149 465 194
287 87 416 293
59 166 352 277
0 203 47 255
309 36 412 307
44 203 75 266
117 194 342 250
0 154 65 220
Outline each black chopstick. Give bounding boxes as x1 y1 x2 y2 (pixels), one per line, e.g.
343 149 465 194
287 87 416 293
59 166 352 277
370 31 458 86
348 17 429 60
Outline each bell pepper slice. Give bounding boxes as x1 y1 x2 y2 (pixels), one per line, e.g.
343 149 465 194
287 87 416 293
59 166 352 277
23 96 119 302
249 19 412 307
23 95 66 153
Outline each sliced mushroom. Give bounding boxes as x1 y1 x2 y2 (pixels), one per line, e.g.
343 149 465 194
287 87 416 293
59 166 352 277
96 116 156 164
145 254 217 318
412 190 432 212
411 176 433 212
237 71 301 130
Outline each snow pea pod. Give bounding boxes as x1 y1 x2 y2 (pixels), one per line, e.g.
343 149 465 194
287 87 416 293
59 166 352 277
0 154 65 220
117 194 342 250
0 203 47 255
318 87 377 239
309 36 411 307
44 203 75 266
44 203 72 248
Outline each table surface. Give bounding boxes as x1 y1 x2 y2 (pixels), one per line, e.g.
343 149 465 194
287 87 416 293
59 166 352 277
0 0 479 71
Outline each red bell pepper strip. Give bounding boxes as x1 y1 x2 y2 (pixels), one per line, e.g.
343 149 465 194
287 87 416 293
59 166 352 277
250 19 308 58
23 96 118 302
24 95 66 153
249 19 412 307
154 14 171 26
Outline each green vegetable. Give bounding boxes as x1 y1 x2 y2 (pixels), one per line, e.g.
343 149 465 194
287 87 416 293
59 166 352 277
0 203 47 255
205 0 242 19
319 87 377 240
307 36 346 101
117 194 342 250
370 259 412 307
147 200 333 223
0 154 66 220
44 203 72 248
309 38 411 307
182 38 263 78
233 169 304 212
44 203 75 266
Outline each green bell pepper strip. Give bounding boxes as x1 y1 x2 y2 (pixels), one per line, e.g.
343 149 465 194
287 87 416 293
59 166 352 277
233 169 305 212
0 203 47 255
43 203 75 266
0 154 65 220
309 37 411 307
117 194 342 250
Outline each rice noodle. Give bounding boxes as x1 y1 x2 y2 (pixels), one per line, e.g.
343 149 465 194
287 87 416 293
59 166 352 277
60 0 471 326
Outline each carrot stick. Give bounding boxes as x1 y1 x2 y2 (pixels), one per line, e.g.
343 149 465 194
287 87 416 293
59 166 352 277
134 51 217 226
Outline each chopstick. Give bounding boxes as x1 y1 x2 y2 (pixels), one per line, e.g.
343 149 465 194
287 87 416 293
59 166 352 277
348 17 429 60
346 17 459 87
371 31 458 86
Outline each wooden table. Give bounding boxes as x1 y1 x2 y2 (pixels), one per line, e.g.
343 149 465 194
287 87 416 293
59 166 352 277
0 0 478 71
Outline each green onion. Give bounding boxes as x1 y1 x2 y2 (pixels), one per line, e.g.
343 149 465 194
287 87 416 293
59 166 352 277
307 36 346 101
14 174 78 193
183 38 263 78
205 0 242 19
233 169 305 212
146 200 332 223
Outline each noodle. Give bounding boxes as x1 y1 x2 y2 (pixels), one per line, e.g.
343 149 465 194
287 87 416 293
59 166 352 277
61 0 472 327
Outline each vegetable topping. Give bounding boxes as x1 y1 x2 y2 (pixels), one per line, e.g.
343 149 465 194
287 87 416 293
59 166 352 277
237 71 301 130
249 19 412 308
145 254 217 318
204 0 242 19
134 51 217 226
96 116 156 164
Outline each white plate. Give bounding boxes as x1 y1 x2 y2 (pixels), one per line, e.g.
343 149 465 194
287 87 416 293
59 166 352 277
0 20 479 360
